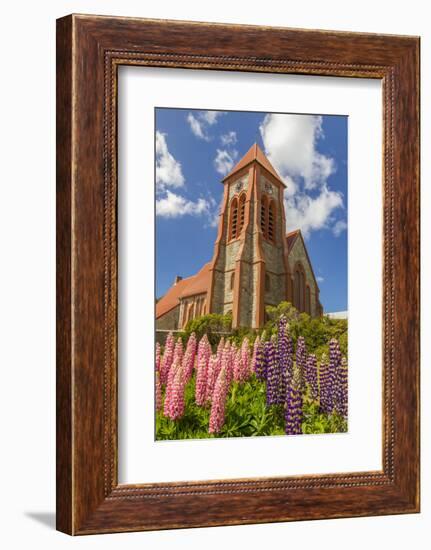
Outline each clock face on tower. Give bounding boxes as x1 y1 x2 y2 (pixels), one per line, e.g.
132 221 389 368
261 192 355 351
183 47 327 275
264 181 273 194
235 181 243 193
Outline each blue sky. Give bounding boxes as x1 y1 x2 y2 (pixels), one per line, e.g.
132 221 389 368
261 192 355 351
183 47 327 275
155 108 348 313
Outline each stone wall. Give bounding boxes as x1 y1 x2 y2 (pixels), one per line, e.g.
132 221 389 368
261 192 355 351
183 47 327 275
156 305 180 331
287 237 319 316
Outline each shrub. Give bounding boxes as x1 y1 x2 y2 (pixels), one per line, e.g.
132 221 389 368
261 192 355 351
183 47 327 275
181 313 232 348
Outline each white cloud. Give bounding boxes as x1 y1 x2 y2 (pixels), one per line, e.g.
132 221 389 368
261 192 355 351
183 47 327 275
260 113 343 237
260 113 335 190
187 110 224 140
221 131 237 146
200 111 223 125
155 131 185 190
156 190 212 219
187 113 208 141
317 276 325 283
284 185 343 238
214 148 238 176
332 219 348 237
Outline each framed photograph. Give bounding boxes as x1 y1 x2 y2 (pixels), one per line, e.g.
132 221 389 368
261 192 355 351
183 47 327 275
56 14 420 534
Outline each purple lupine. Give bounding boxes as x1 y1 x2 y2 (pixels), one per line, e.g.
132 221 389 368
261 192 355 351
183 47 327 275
306 354 319 401
335 356 348 418
265 336 279 406
285 366 303 435
295 336 307 391
277 315 293 404
327 338 342 413
254 333 266 382
319 353 329 411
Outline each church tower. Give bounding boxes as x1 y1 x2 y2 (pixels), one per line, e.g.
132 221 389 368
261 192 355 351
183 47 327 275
207 144 292 329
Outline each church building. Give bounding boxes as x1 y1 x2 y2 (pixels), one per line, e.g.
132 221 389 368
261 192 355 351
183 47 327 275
156 143 323 330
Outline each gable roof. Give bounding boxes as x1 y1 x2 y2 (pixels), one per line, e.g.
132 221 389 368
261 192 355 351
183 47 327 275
286 229 300 252
155 262 211 319
222 143 285 186
286 229 320 290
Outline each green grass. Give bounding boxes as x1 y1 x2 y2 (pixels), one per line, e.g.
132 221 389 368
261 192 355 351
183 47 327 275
156 373 347 440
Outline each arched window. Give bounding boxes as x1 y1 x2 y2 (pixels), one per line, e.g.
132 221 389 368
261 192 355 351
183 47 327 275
229 197 239 240
305 285 311 315
260 195 268 239
184 303 194 327
265 273 271 292
268 200 276 242
238 193 246 235
293 263 306 313
294 269 301 310
300 271 305 312
230 271 235 290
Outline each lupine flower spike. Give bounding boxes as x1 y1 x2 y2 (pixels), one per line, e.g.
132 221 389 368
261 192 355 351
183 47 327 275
165 365 186 420
155 342 161 373
306 354 319 401
265 336 279 406
285 365 303 435
295 336 307 391
160 332 175 385
209 367 229 434
155 370 162 412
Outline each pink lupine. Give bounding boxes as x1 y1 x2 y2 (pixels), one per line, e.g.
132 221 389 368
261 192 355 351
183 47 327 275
160 332 175 385
155 370 162 412
224 341 234 384
209 367 229 434
182 349 195 383
182 332 197 380
173 337 184 366
205 355 219 402
165 366 186 420
163 359 181 417
233 348 241 382
195 354 209 406
240 337 251 379
251 335 260 373
197 334 211 366
155 342 161 373
214 337 225 380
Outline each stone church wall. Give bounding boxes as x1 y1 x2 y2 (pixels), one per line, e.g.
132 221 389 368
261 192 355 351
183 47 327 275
287 238 319 317
156 305 180 331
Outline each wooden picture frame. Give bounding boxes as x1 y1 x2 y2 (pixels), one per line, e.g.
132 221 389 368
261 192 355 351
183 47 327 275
56 14 420 535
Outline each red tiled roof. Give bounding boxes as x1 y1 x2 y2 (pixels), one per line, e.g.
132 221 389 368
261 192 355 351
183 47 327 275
286 229 300 252
222 143 285 186
155 263 211 319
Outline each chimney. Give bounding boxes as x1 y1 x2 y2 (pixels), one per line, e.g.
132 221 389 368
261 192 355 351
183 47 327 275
174 275 182 285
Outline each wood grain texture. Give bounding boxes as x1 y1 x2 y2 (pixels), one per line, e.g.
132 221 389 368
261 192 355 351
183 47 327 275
56 14 420 535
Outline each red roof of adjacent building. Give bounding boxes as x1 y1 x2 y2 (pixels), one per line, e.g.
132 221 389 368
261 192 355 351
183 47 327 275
222 143 286 187
155 262 211 319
